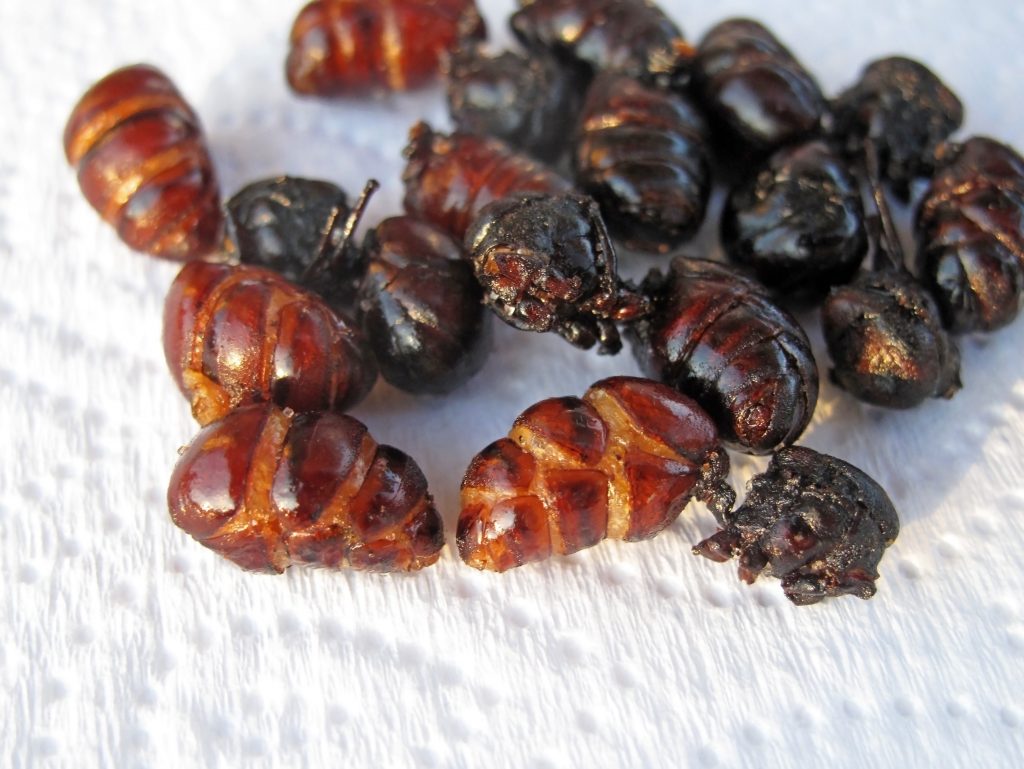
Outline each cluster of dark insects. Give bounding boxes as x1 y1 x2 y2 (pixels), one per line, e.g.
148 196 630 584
63 0 1024 605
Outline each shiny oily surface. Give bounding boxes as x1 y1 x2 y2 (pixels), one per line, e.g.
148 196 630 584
832 56 964 199
466 192 650 354
168 404 444 572
401 121 571 239
693 18 827 154
510 0 694 90
163 260 377 425
629 256 818 454
23 1 1024 767
224 176 357 290
722 139 867 302
359 215 491 394
694 446 900 605
458 376 734 571
445 44 578 163
286 0 485 95
916 136 1024 332
574 72 711 254
823 269 961 408
63 63 223 260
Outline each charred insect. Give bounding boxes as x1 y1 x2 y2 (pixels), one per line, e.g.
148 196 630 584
694 446 899 605
721 139 867 302
466 192 650 354
823 269 961 408
63 64 223 260
915 137 1024 332
168 404 445 573
286 0 485 95
359 216 491 394
832 56 963 199
402 121 571 239
163 260 377 426
628 257 818 454
574 72 711 254
458 376 734 571
510 0 694 90
445 43 579 163
225 177 377 311
823 139 961 408
692 19 827 156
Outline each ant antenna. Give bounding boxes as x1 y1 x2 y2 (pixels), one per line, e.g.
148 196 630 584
302 178 380 283
862 138 906 272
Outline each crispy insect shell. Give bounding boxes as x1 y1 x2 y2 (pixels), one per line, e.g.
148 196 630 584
359 216 491 394
63 64 223 260
168 405 444 572
575 72 711 254
286 0 485 95
401 121 571 240
721 139 867 302
915 137 1024 332
457 376 734 571
629 257 818 454
693 18 827 154
510 0 694 90
823 269 961 408
163 261 377 425
694 446 899 605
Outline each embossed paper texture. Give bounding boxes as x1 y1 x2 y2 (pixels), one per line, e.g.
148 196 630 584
2 1 1024 767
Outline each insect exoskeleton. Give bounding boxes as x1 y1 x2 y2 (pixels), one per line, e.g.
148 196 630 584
168 404 445 572
63 64 223 260
628 256 818 454
286 0 485 95
915 137 1024 332
163 260 377 425
574 72 712 254
458 376 735 572
694 446 899 605
402 121 571 240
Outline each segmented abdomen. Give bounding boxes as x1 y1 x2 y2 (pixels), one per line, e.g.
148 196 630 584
163 261 377 425
402 122 571 239
63 64 223 260
575 72 710 253
287 0 484 94
630 257 818 455
458 377 733 571
693 18 826 153
168 405 444 572
916 137 1024 332
510 0 692 88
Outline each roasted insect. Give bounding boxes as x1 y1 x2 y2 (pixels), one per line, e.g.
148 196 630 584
402 121 570 239
510 0 693 90
692 18 827 155
694 446 899 605
832 56 963 199
163 260 377 426
168 404 445 572
823 269 961 408
915 136 1024 332
445 43 578 163
359 215 491 394
466 192 649 354
721 139 867 302
225 177 377 311
458 376 735 571
63 63 223 260
628 257 818 454
574 72 711 254
286 0 485 95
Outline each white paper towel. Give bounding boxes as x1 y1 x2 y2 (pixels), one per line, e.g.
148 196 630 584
2 1 1023 767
